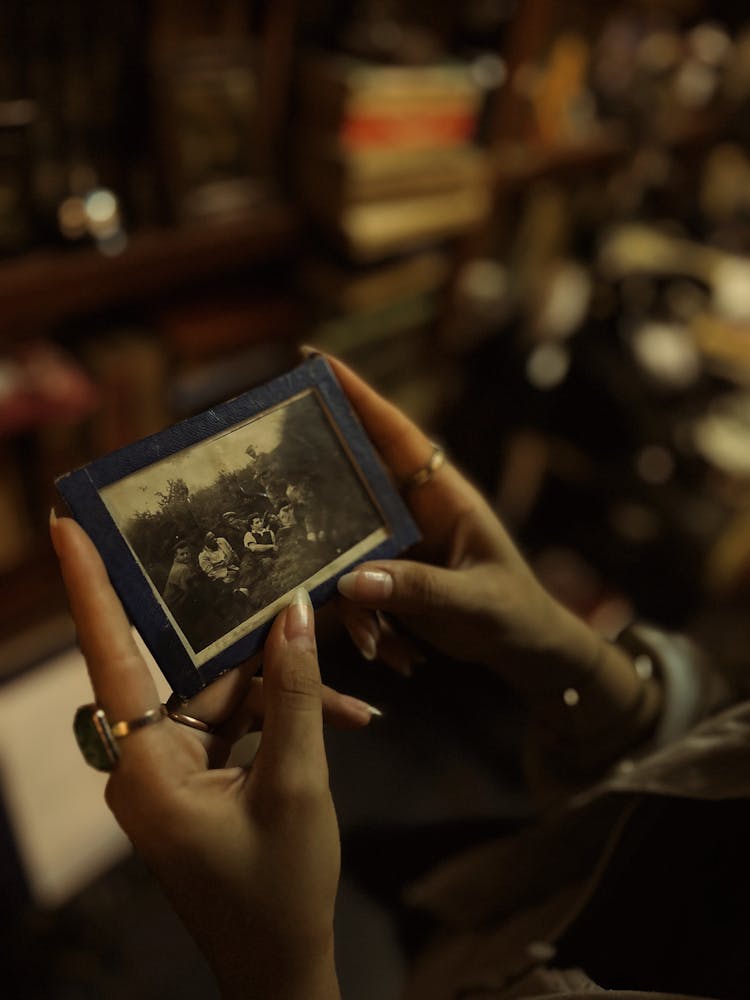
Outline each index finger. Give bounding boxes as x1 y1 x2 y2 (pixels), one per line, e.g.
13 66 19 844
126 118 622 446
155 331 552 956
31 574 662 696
252 589 327 792
323 353 434 479
51 513 168 755
321 351 488 548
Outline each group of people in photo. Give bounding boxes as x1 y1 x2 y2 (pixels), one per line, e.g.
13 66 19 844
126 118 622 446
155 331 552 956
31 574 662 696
161 482 324 622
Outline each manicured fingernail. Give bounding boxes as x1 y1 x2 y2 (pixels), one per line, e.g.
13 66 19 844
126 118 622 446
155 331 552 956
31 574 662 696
338 569 393 602
49 507 61 555
358 631 378 661
350 625 377 661
340 695 384 722
285 587 314 647
299 344 322 359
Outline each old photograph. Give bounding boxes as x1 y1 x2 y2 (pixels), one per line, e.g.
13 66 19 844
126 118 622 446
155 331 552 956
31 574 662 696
98 389 388 661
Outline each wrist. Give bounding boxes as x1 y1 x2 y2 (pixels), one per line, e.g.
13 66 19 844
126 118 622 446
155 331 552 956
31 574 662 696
483 583 663 757
532 636 661 741
525 622 665 781
485 586 606 697
216 939 340 1000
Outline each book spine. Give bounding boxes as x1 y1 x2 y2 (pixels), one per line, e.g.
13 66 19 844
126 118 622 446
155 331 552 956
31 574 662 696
339 112 476 149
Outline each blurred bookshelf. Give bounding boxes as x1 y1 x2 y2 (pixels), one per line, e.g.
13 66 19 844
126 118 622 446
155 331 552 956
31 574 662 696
5 10 750 1000
0 206 298 334
3 0 750 678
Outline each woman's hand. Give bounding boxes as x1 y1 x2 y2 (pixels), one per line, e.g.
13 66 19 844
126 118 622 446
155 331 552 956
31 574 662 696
327 353 610 697
52 514 342 1000
327 354 663 775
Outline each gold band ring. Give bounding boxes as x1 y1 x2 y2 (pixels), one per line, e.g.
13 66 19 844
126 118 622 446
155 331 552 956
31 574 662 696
402 444 446 491
167 709 216 734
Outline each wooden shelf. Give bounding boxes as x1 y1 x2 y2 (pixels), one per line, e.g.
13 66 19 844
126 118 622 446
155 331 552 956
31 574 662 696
0 201 300 336
0 202 301 666
493 132 628 188
492 111 727 190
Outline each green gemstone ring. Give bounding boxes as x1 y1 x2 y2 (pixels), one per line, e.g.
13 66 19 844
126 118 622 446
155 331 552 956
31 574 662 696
73 703 167 772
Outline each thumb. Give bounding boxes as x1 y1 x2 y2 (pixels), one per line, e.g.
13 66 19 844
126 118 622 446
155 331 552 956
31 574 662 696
253 588 327 792
336 560 466 618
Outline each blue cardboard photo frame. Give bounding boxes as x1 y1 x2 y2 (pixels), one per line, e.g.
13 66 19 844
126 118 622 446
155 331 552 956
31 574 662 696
56 356 420 698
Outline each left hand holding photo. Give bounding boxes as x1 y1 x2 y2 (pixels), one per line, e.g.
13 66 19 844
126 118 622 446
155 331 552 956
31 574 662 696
50 512 342 1000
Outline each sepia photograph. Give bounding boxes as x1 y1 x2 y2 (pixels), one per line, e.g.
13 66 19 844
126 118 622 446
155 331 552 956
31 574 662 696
99 388 388 662
56 356 420 695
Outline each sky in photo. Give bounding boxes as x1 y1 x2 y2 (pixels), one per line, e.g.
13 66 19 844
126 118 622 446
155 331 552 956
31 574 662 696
100 399 291 523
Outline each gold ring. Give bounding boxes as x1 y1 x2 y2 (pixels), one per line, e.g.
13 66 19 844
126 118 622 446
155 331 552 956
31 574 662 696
167 710 216 734
110 705 168 737
74 704 168 772
402 444 446 491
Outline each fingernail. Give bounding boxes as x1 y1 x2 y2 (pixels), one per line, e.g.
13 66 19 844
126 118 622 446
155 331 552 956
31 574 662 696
340 695 384 722
358 632 377 661
338 569 393 602
299 344 322 359
285 587 314 648
49 507 61 555
350 625 378 661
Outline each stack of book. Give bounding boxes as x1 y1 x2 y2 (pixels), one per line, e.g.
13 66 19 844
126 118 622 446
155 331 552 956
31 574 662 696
152 38 269 224
157 292 301 415
301 248 452 423
294 52 491 260
302 248 447 353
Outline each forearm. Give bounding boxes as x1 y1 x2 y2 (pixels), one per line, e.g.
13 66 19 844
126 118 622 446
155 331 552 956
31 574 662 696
215 944 340 1000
